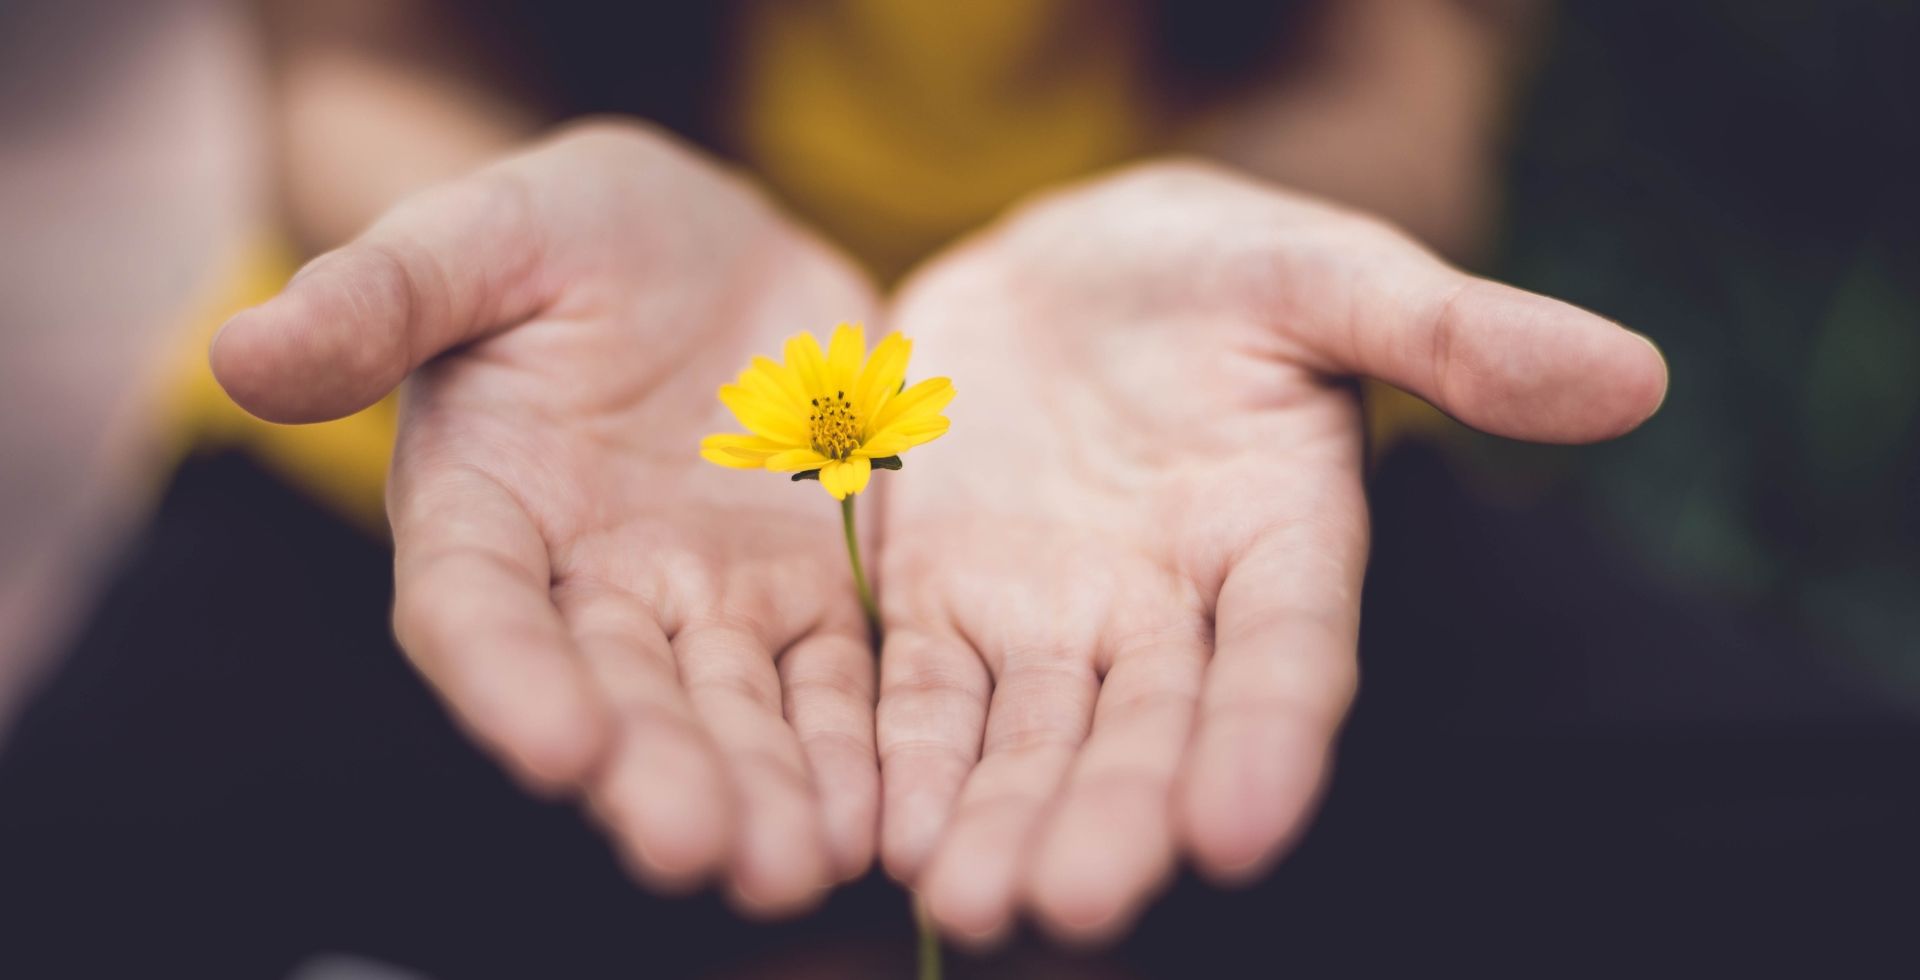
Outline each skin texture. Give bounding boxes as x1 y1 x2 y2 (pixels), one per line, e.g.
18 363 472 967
873 160 1668 946
212 122 883 916
211 124 1667 943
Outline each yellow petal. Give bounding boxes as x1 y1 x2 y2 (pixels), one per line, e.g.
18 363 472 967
853 332 910 422
818 457 872 499
700 433 788 467
825 322 866 394
701 447 750 468
700 432 789 469
719 384 809 443
837 455 872 495
767 448 832 472
857 416 949 457
785 332 829 397
752 356 809 403
872 377 955 432
817 460 847 499
738 357 805 411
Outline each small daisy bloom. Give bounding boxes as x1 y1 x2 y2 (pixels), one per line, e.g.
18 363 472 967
700 322 954 499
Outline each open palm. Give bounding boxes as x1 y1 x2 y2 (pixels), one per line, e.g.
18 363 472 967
213 124 882 914
874 162 1669 944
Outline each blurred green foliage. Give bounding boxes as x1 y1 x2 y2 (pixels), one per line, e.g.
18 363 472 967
1489 0 1920 702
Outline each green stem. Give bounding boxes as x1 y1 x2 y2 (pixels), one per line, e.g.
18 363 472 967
840 495 880 638
915 892 942 980
837 495 938 980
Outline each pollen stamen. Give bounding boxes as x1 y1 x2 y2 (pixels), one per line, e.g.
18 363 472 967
808 390 862 460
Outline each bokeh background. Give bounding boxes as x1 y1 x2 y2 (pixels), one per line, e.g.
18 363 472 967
2 1 1915 976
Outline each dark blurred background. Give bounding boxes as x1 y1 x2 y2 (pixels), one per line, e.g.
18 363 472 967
1 0 1915 976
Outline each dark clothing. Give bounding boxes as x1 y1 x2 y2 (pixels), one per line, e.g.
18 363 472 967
2 451 1912 978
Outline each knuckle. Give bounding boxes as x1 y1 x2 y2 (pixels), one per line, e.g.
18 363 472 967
982 724 1083 757
1074 762 1174 803
337 240 421 371
879 735 975 770
785 662 872 707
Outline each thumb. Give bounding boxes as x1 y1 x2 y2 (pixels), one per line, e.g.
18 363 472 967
1285 225 1668 444
210 173 550 424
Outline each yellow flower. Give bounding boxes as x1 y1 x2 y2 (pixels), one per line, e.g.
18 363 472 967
700 322 954 499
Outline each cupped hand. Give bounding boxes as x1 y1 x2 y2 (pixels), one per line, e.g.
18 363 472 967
873 160 1668 945
212 122 882 915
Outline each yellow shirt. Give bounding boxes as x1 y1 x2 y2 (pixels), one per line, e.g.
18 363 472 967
160 2 1440 531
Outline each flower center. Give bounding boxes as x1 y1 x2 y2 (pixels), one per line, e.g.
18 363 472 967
809 391 862 460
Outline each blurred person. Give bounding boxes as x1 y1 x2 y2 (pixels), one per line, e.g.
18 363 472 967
227 0 1636 941
2 1 1914 977
0 0 266 738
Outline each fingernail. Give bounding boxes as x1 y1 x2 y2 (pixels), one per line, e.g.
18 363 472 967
1630 330 1671 425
